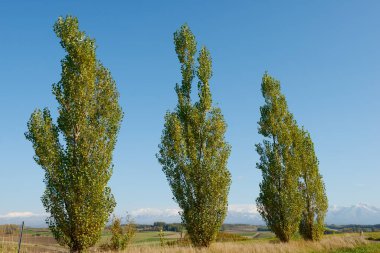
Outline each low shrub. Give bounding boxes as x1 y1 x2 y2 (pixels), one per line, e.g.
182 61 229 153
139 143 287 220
100 214 136 251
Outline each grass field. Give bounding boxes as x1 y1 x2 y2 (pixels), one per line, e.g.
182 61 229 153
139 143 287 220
1 229 380 253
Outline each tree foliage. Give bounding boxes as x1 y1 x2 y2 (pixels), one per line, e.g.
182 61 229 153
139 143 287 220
25 16 122 253
256 73 328 242
157 24 231 247
103 215 136 251
255 73 303 242
297 129 328 241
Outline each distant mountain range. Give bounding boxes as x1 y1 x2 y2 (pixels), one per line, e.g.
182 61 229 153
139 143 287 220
1 203 379 227
326 203 380 225
128 204 265 225
0 212 47 228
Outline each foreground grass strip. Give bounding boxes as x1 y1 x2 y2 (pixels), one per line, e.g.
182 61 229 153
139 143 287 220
0 241 67 253
1 235 377 253
328 243 380 253
109 235 369 253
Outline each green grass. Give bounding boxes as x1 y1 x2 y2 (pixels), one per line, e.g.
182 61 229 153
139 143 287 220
23 228 52 236
364 232 380 239
3 228 380 252
132 231 179 245
327 243 380 253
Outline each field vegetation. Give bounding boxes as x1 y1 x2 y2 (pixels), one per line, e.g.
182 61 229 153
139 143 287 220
1 225 380 253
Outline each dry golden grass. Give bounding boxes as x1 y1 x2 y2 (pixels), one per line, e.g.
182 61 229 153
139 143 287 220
0 241 66 253
105 235 368 253
0 235 372 253
0 234 67 253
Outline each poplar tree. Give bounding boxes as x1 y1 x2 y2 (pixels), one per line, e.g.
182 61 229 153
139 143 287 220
157 24 231 247
25 16 122 253
255 73 303 242
297 129 328 241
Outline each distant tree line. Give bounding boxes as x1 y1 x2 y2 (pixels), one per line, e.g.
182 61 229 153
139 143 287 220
326 224 380 233
131 222 182 232
26 15 328 252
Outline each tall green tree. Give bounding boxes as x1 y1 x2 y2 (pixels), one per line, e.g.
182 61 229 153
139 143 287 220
157 24 231 247
25 16 122 253
297 128 328 241
255 73 303 242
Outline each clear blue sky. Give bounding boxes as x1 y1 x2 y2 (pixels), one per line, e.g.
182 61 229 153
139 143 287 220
0 1 379 215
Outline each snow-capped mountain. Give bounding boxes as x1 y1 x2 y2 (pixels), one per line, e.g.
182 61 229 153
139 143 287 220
1 203 380 227
225 204 264 224
326 203 380 225
0 212 47 227
129 204 380 225
130 208 181 224
129 205 265 225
